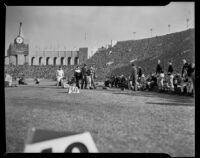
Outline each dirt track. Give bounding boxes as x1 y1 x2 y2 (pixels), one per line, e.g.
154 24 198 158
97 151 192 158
5 79 195 156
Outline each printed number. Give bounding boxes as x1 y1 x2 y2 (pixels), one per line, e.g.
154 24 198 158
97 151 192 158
41 148 52 153
40 142 89 153
64 142 89 153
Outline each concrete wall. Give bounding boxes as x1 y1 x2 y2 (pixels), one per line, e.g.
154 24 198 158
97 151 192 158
5 56 9 65
25 55 29 64
27 49 87 65
41 58 46 65
56 57 61 65
9 55 17 65
17 54 25 65
48 57 54 65
71 57 74 65
79 48 88 64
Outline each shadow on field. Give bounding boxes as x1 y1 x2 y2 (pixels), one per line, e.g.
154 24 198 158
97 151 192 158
113 91 195 107
146 102 193 107
57 92 67 93
36 86 58 89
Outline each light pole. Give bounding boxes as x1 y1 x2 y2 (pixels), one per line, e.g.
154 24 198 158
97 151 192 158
150 28 153 37
133 32 136 40
168 24 171 34
186 18 189 29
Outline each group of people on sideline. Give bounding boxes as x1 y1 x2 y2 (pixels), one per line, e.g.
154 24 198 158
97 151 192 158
5 58 195 97
73 63 96 89
104 59 195 97
56 64 97 90
5 71 28 87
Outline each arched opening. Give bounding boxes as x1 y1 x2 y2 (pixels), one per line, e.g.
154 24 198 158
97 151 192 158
31 57 35 65
39 57 42 65
61 57 64 65
46 57 50 65
74 57 79 65
53 57 57 65
68 57 71 65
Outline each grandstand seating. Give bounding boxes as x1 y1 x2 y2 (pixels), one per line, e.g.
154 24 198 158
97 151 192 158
86 29 194 79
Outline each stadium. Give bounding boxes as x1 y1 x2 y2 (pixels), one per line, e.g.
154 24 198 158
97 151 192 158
5 4 195 156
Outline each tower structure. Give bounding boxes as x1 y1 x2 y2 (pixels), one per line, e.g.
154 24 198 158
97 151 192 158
5 22 89 66
6 22 29 65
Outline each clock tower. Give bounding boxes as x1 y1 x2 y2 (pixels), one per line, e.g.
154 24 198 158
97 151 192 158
6 22 29 65
14 22 24 44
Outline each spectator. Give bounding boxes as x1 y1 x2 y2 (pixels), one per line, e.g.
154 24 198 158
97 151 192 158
167 60 174 92
34 78 40 85
74 66 82 89
115 76 120 88
130 63 138 91
90 64 96 89
86 66 92 89
156 60 164 91
56 66 64 87
191 64 195 94
119 75 126 91
139 74 146 91
156 59 163 75
18 71 28 85
157 70 165 91
180 76 188 95
110 76 115 88
187 62 195 95
5 73 12 87
182 59 189 78
104 78 111 88
138 66 142 83
81 64 88 89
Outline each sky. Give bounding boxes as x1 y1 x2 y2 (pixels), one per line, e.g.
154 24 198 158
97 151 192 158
5 2 194 55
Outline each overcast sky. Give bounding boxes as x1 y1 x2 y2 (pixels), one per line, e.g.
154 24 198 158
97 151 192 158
5 2 194 55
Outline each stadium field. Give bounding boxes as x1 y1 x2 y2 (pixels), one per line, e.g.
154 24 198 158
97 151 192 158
5 79 195 156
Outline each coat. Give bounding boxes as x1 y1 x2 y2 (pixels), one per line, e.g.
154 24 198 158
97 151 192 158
130 66 137 82
156 64 163 74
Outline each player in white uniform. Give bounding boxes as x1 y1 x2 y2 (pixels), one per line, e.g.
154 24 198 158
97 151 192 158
5 73 13 87
56 66 64 87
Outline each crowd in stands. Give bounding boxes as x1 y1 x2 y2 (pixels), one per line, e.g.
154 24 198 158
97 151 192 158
104 59 195 97
87 29 194 80
4 64 75 81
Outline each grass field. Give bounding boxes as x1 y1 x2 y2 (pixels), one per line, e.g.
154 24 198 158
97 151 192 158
5 79 195 156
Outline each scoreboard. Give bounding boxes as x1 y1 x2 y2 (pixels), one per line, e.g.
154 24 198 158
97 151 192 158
7 43 29 56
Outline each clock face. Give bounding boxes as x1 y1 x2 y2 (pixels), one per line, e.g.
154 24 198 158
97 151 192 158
16 37 23 44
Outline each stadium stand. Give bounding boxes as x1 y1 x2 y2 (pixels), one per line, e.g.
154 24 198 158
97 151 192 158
5 29 194 83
